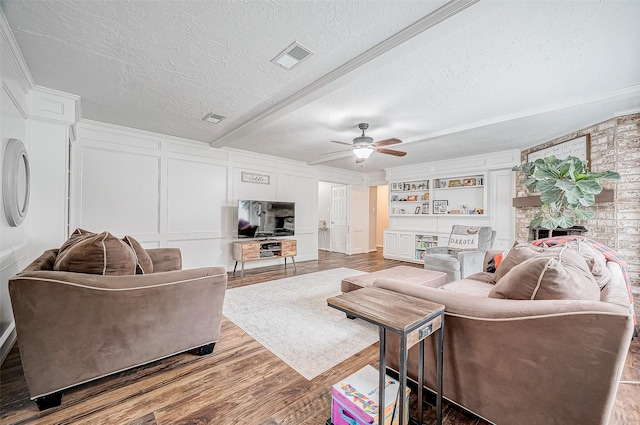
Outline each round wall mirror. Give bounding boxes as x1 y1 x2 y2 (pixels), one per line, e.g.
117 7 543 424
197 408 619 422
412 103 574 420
2 138 31 227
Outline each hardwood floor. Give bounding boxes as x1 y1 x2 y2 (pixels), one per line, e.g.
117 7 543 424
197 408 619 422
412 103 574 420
1 249 638 425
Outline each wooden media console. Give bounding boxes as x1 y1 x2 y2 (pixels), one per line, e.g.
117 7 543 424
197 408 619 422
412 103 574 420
232 239 296 277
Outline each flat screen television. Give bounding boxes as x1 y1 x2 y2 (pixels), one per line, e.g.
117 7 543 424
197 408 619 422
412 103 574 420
237 200 295 239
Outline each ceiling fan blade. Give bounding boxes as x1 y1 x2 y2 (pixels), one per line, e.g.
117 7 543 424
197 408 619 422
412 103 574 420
330 140 352 146
356 158 365 164
373 138 402 147
376 147 407 157
320 148 351 156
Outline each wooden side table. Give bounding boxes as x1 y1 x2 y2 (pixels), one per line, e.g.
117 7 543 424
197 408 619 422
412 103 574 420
328 287 445 425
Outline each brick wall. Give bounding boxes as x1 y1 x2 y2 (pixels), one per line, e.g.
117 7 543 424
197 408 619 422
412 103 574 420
515 113 640 287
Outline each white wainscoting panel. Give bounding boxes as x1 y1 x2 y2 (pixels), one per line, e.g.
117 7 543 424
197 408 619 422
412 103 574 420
171 238 228 270
167 158 227 236
77 147 160 236
489 169 515 250
277 173 316 227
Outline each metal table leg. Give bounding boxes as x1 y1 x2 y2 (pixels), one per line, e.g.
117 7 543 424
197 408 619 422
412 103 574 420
418 339 425 425
436 315 445 425
399 334 408 425
379 327 386 425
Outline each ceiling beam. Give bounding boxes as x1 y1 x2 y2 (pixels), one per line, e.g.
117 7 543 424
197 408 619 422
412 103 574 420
209 0 480 148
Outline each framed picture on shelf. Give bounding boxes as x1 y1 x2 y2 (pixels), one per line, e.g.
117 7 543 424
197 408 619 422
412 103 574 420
448 179 462 188
433 200 448 214
463 178 476 186
421 203 429 214
415 206 421 214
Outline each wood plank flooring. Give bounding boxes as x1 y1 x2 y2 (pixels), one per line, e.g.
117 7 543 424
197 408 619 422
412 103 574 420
1 249 638 425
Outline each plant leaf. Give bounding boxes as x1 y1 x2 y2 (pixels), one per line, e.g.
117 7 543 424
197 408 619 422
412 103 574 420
575 208 595 219
576 179 602 195
556 215 575 229
540 217 558 230
530 216 543 229
580 192 596 206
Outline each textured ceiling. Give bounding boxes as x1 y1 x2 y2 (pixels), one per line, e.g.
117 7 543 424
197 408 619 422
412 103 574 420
2 0 640 173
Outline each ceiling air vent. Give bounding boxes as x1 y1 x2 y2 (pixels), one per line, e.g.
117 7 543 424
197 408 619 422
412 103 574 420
202 113 226 124
271 42 313 70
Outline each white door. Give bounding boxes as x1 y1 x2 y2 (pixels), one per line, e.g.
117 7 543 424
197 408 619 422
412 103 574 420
330 185 348 254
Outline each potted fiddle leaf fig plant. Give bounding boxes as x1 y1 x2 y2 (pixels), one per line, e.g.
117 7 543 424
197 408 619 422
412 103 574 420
512 155 620 230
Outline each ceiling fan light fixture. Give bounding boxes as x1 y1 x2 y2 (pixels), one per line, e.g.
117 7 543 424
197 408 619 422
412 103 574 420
353 146 374 159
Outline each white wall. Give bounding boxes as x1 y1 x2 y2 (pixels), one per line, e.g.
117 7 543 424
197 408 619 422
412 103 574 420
27 87 79 260
376 185 389 247
70 121 359 271
0 12 31 362
368 187 377 252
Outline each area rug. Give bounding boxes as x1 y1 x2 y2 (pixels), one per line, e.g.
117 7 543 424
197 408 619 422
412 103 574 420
222 268 379 380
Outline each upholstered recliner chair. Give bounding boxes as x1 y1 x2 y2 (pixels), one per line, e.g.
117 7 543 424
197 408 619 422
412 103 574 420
423 225 496 282
9 230 227 410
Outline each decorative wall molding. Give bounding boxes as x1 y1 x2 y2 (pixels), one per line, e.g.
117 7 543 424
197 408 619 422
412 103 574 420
28 86 80 124
0 8 34 92
385 150 520 181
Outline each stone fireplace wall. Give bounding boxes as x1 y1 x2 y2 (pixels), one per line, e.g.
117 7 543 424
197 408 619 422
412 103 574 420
514 113 640 287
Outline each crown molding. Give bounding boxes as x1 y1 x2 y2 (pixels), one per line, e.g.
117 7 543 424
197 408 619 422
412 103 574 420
0 8 34 92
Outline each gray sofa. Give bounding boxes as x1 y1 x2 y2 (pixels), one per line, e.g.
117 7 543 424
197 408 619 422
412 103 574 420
374 239 635 425
9 246 227 410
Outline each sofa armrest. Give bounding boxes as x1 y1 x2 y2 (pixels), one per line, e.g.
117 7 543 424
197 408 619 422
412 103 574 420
146 248 182 272
425 246 448 255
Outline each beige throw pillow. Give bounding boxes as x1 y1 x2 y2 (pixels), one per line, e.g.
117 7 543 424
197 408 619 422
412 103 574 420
489 245 600 301
567 240 611 289
494 241 544 281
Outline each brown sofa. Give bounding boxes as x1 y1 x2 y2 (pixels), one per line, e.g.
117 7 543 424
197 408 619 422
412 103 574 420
9 247 227 410
373 239 635 425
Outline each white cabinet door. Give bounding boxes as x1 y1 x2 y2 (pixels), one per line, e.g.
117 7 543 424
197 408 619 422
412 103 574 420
383 231 399 257
399 233 414 260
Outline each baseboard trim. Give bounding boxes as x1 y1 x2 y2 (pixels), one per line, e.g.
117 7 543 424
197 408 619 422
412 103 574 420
0 325 17 366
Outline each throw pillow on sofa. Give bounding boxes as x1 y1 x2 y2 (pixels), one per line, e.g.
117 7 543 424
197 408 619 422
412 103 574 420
123 235 153 274
567 239 611 289
489 244 600 301
494 241 544 281
57 228 95 254
54 231 137 275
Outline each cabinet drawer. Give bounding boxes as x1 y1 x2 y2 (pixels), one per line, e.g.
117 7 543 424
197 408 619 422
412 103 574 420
280 240 297 256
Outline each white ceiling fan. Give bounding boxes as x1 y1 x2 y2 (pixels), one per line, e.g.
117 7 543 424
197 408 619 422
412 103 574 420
325 123 407 163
